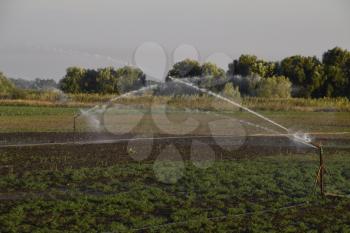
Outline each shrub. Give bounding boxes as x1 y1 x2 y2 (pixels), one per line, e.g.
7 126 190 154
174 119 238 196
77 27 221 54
222 83 241 99
0 72 15 96
256 76 292 98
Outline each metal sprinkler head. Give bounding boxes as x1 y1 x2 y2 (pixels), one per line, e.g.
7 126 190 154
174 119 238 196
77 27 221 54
73 113 82 143
74 112 82 119
310 141 322 149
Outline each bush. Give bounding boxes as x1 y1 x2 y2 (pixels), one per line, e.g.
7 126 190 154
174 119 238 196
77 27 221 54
256 76 292 98
222 83 241 99
201 62 225 78
9 89 27 99
0 72 15 96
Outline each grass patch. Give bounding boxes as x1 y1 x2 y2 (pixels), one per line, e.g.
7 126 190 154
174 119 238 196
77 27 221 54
1 105 350 133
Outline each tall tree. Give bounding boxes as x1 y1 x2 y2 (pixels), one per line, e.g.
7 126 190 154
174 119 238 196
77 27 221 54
228 55 277 78
59 67 86 93
279 56 325 97
81 69 98 93
168 59 202 78
201 62 225 78
322 47 350 97
59 66 146 94
116 66 145 94
96 67 118 94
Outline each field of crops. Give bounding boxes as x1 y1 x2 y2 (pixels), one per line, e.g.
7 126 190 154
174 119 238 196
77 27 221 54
1 151 350 232
0 103 350 232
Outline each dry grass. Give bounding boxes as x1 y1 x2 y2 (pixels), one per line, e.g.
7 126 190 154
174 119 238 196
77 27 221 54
243 97 350 112
1 93 350 112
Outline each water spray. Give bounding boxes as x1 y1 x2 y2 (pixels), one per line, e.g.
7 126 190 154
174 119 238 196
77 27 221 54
291 132 317 149
169 77 290 132
169 77 328 196
72 84 159 143
169 77 317 147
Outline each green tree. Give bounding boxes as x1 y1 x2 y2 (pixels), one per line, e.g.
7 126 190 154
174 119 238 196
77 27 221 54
95 67 119 94
0 72 15 95
201 62 225 78
228 55 277 78
198 63 227 92
59 66 146 94
116 66 145 94
168 59 202 78
81 69 98 93
256 76 292 98
279 56 325 97
59 67 86 93
322 47 350 97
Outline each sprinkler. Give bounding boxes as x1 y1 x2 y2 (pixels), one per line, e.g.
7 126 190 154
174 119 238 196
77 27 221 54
311 142 325 196
73 113 81 143
290 134 326 197
72 104 108 144
171 77 332 197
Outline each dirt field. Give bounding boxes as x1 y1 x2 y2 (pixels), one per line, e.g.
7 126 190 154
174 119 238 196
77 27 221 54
1 132 349 175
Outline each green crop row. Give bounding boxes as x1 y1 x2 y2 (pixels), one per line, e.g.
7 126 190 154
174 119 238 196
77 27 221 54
0 153 349 232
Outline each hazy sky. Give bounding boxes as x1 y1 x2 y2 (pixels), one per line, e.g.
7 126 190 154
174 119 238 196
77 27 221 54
0 0 349 80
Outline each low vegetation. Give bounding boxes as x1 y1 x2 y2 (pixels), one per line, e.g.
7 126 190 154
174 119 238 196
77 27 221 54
1 93 350 112
0 72 15 97
0 152 349 232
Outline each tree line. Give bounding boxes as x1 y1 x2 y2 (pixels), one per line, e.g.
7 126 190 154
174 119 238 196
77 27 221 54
59 66 146 94
10 78 58 91
0 47 349 99
168 47 350 98
166 59 291 98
